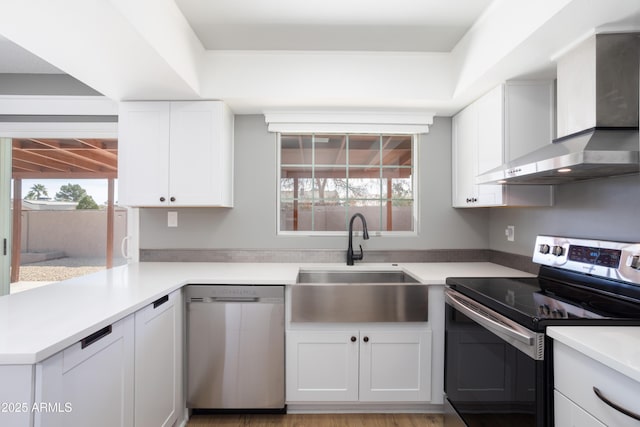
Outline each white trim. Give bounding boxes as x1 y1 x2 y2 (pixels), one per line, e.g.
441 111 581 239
268 123 430 134
265 110 434 134
0 122 117 138
0 96 118 116
0 138 10 296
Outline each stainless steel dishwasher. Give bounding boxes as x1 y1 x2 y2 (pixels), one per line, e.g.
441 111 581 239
186 285 285 411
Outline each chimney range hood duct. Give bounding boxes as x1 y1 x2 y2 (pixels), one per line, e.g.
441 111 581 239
477 33 639 185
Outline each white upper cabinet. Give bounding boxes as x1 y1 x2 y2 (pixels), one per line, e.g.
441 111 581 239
118 101 234 207
452 81 555 208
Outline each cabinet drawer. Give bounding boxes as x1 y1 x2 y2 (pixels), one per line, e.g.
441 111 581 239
555 390 606 427
554 341 640 427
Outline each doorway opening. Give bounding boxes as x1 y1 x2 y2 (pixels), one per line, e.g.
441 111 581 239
10 137 123 293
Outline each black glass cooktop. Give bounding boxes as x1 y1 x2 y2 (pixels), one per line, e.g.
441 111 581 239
446 270 640 332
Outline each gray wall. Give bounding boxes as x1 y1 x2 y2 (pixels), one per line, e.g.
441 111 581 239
139 115 490 250
489 174 640 256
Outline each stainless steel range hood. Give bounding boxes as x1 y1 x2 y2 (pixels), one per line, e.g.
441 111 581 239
478 33 639 185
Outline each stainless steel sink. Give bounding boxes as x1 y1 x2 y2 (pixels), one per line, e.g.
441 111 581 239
292 270 427 323
297 270 418 284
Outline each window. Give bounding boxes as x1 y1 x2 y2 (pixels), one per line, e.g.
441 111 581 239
278 133 416 234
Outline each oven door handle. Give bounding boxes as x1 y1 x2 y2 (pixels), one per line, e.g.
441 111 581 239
446 290 543 357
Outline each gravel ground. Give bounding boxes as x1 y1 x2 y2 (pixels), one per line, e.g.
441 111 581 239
17 257 125 282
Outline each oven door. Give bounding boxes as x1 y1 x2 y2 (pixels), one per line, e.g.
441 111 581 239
444 289 547 427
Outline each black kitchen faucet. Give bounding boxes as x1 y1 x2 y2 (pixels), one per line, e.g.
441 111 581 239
347 213 369 265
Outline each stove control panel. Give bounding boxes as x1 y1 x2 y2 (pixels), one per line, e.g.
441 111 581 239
533 235 640 284
533 293 603 319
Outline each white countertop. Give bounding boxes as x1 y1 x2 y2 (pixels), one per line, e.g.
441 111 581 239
0 261 532 365
548 326 640 383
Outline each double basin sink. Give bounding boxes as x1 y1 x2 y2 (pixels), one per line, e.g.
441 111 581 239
291 269 428 323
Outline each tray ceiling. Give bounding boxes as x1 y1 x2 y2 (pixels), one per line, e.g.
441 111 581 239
175 0 494 51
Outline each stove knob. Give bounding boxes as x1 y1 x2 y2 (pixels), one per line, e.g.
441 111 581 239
539 244 551 254
552 245 564 256
539 304 550 315
630 255 640 270
551 309 565 318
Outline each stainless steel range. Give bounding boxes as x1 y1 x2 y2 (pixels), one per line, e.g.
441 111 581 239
444 235 640 427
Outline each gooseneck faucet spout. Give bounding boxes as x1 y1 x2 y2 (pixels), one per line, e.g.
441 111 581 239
347 213 370 266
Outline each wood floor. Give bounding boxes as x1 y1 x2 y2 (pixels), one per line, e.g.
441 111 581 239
188 413 443 427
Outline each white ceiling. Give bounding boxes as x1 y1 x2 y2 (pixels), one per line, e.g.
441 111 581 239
0 1 639 115
0 0 493 75
174 0 493 51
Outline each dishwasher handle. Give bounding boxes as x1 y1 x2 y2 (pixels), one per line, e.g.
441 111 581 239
185 285 285 303
211 297 260 303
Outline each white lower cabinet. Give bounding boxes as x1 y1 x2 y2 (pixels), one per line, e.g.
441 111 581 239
34 315 135 427
0 365 35 427
555 390 605 427
26 291 184 427
359 329 432 402
554 341 640 427
134 290 183 427
286 331 359 402
286 327 431 403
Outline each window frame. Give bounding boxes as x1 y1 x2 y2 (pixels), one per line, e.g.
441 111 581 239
276 132 419 237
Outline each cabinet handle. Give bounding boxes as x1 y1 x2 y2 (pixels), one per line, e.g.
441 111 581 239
351 336 357 342
153 294 169 308
80 325 112 349
160 197 166 202
363 336 369 343
593 387 640 421
170 197 176 202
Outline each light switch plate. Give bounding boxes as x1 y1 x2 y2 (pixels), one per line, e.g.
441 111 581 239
506 225 515 242
168 211 178 227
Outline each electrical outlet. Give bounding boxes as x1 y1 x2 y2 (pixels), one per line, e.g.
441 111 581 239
505 225 515 242
168 211 178 227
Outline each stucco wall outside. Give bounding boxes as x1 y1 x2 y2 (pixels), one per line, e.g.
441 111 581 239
19 208 127 258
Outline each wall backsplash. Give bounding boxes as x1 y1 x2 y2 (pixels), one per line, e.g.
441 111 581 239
489 174 640 256
140 248 539 274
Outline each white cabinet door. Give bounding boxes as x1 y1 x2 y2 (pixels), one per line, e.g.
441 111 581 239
118 102 171 207
476 85 504 174
35 315 135 427
118 101 234 207
504 81 555 161
169 101 233 207
359 329 432 402
0 365 34 427
475 85 504 206
134 290 182 427
452 105 479 207
286 330 359 402
452 81 553 208
555 390 606 427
